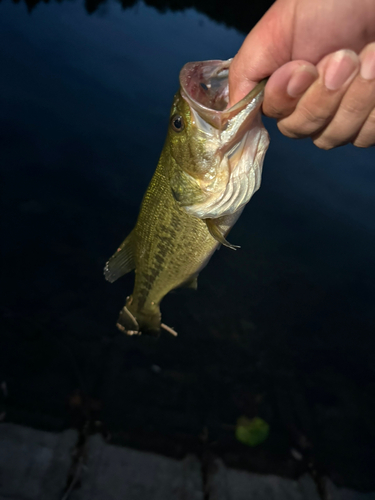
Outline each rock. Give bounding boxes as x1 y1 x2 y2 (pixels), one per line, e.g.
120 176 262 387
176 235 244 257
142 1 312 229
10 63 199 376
324 478 375 500
69 434 203 500
206 458 320 500
0 423 77 500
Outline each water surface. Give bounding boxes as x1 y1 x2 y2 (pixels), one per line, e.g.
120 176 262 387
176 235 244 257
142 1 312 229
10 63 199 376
1 0 375 489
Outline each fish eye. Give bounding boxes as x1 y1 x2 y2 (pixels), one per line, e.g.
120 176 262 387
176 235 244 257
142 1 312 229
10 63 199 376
171 115 185 132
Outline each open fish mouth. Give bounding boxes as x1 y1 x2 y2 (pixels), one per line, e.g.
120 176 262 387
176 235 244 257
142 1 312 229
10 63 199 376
179 60 231 125
179 59 266 130
178 59 269 220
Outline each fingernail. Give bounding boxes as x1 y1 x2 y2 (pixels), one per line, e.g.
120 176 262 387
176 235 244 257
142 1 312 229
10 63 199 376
361 42 375 80
324 49 359 91
287 66 318 98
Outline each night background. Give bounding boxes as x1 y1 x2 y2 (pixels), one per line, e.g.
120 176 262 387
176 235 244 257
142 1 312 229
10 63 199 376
1 0 375 493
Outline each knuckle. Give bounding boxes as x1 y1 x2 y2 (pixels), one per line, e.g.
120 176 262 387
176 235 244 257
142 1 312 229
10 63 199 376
264 100 293 119
313 138 335 150
340 98 365 117
312 128 350 150
297 103 331 128
313 135 347 150
366 108 375 126
353 134 375 148
281 104 333 138
277 119 302 139
265 106 286 120
353 109 375 147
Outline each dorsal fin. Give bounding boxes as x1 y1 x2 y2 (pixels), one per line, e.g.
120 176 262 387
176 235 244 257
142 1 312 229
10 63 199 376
205 218 240 251
104 231 136 283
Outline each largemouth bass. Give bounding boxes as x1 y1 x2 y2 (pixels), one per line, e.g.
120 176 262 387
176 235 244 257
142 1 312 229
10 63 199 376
104 59 269 336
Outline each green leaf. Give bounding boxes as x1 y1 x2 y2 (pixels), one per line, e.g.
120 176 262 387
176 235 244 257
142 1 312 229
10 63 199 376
235 416 270 447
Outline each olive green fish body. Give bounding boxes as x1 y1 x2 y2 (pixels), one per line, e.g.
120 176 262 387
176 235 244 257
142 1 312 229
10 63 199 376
105 60 269 336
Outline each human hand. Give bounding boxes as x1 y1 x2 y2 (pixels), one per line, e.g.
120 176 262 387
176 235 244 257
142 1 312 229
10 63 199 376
229 0 375 149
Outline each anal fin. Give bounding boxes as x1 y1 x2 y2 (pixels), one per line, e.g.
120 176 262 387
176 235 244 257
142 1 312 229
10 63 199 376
104 230 136 283
181 274 198 290
205 218 240 251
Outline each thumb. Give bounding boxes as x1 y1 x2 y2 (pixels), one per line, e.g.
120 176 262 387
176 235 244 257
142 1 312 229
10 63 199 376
229 0 294 106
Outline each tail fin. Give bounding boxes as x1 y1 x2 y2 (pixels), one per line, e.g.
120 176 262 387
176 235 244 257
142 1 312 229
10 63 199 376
116 296 162 337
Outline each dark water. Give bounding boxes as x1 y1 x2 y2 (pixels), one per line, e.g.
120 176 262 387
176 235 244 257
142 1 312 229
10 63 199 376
1 0 375 490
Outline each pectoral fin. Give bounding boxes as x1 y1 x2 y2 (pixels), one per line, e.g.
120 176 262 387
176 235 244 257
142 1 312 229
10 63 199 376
205 218 240 251
104 231 136 283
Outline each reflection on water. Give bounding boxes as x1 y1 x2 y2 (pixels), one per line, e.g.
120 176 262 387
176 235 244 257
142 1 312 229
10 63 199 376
4 0 274 34
1 0 375 490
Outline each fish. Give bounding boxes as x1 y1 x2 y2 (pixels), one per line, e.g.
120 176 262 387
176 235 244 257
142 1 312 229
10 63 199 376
104 59 269 337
